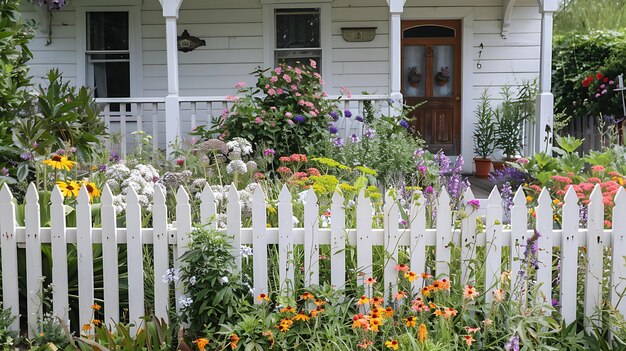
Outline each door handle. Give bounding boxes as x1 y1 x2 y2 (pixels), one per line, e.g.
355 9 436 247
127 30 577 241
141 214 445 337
455 96 461 101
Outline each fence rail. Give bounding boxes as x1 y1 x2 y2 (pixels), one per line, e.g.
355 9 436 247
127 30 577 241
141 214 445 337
1 183 625 337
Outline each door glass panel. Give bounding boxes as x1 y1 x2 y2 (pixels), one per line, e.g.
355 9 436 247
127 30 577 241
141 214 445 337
403 25 455 38
403 45 425 97
432 45 453 97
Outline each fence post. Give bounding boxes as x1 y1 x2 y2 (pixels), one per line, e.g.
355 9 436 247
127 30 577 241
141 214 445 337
278 185 294 291
330 191 346 290
611 188 626 319
535 188 553 305
356 189 373 287
409 190 426 294
175 186 192 313
227 185 242 273
561 187 580 324
50 186 69 327
435 189 452 278
0 184 19 332
485 187 503 304
303 189 319 287
126 187 145 333
252 185 268 300
460 188 477 286
383 189 400 299
25 183 42 337
152 185 169 322
100 184 120 327
510 187 528 301
76 186 94 332
200 185 217 229
585 185 605 331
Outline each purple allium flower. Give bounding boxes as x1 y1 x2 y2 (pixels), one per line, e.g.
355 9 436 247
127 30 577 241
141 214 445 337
468 199 480 210
333 138 344 147
109 152 120 163
355 115 364 122
489 167 528 189
98 165 107 172
351 134 360 143
329 124 338 134
329 111 339 121
363 128 375 139
344 109 352 118
20 152 33 161
501 181 513 221
399 120 409 129
505 335 520 351
294 115 306 124
263 149 276 157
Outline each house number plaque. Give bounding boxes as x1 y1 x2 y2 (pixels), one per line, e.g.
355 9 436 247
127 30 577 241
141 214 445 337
341 27 377 42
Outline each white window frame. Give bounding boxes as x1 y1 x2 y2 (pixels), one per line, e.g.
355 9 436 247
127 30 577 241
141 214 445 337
76 3 143 97
262 2 332 90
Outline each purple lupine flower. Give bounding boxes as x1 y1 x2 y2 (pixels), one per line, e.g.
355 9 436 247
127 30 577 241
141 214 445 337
434 151 450 175
363 128 375 139
399 120 409 129
505 335 520 351
344 109 352 118
329 125 338 134
452 155 464 174
263 149 276 157
351 134 360 143
329 111 339 121
355 115 364 122
293 115 306 124
468 199 480 210
579 204 588 226
334 138 344 147
98 165 107 172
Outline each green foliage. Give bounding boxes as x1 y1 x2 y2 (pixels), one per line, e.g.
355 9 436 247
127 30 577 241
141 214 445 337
73 317 176 351
555 0 626 34
0 304 19 349
472 89 496 159
494 86 527 159
193 62 338 158
179 226 251 339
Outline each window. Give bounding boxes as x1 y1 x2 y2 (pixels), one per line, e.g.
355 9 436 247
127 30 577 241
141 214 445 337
86 11 130 99
274 8 321 70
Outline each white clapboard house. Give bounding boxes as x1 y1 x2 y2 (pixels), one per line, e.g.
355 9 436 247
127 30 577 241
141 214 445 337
22 0 557 172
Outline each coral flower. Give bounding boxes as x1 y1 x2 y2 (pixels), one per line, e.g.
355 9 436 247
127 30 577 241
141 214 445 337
418 323 428 344
357 295 369 305
421 273 432 279
463 335 475 346
193 338 209 351
393 291 407 300
444 307 458 318
405 271 417 282
57 180 81 198
300 292 315 300
352 314 370 329
257 293 270 302
384 307 394 318
81 323 92 331
385 340 399 350
43 154 76 171
404 316 417 327
394 264 409 272
465 326 481 334
371 296 384 307
464 285 479 300
365 277 377 285
440 278 451 290
493 288 505 302
370 318 383 332
230 334 239 350
91 303 102 311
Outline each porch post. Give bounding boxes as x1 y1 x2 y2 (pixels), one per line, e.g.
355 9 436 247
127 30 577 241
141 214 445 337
387 0 405 115
159 0 183 155
535 0 558 154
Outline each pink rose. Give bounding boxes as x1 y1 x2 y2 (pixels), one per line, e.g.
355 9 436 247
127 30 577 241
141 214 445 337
310 111 317 117
277 88 284 94
234 82 247 89
270 76 278 83
285 112 292 118
283 74 292 83
310 59 317 68
298 100 305 106
268 88 276 96
270 106 277 111
274 67 282 75
255 117 263 124
291 84 298 90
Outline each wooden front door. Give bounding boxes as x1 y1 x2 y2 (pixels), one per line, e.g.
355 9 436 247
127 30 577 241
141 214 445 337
402 20 462 155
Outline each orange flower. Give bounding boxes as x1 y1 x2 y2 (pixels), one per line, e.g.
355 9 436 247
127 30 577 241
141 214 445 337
421 286 432 297
276 324 289 333
370 318 383 332
314 299 326 306
385 340 399 350
91 303 102 311
394 264 409 272
421 273 432 279
444 307 458 318
440 278 451 290
463 335 475 346
365 277 377 285
91 319 101 326
193 338 209 351
279 318 293 328
257 293 270 302
404 316 417 327
405 271 417 282
357 295 369 305
81 323 92 332
384 307 394 318
352 314 370 330
434 309 444 317
393 291 407 300
493 288 505 302
280 306 296 314
465 326 481 334
371 296 384 307
261 331 274 348
293 313 310 322
464 285 479 300
230 334 240 349
310 306 324 317
300 292 315 300
418 323 427 344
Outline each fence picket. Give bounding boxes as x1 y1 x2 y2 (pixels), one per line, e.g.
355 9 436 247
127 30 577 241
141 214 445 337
278 185 294 291
561 187 579 324
25 183 42 336
50 186 69 326
510 188 528 301
383 189 400 299
126 187 145 332
175 186 193 312
356 189 373 286
0 185 18 332
200 185 217 229
76 186 94 331
100 184 119 327
330 191 346 290
410 191 426 293
435 189 452 278
485 187 503 304
252 185 268 300
535 188 553 304
585 184 604 331
303 189 320 287
460 188 477 286
227 185 242 273
611 188 626 318
153 185 169 322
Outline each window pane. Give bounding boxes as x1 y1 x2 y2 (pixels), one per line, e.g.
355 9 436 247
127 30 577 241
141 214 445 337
276 8 320 49
403 45 426 97
403 25 455 38
432 45 453 97
275 49 321 71
88 12 129 51
91 62 130 98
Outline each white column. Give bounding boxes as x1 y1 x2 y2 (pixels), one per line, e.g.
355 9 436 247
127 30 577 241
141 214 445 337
387 0 405 114
535 1 557 154
159 0 183 155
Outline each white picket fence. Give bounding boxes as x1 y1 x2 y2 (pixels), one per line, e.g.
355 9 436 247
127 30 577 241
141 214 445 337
1 182 626 337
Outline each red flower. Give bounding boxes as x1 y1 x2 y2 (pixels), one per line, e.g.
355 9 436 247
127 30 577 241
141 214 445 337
596 73 604 81
582 76 594 88
603 77 610 83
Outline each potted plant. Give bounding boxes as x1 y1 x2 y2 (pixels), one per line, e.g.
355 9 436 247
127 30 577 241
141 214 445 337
494 84 534 168
473 90 496 178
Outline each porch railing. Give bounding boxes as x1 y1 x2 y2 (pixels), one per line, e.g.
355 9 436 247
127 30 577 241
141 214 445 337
95 95 392 158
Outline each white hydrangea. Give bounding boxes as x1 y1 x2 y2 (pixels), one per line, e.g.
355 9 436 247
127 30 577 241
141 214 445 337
226 160 247 175
227 137 252 157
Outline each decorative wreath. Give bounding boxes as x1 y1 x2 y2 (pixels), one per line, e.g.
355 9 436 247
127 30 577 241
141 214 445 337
434 66 450 86
408 67 423 87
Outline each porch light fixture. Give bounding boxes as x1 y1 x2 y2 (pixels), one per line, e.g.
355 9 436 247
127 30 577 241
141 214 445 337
341 27 376 42
177 30 206 52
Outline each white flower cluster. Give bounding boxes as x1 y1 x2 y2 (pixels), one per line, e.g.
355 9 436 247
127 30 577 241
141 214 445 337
105 164 160 213
227 137 252 159
226 159 247 175
203 184 256 228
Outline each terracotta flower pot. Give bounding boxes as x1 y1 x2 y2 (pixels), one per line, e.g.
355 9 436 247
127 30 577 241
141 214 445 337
492 160 507 171
474 158 492 179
